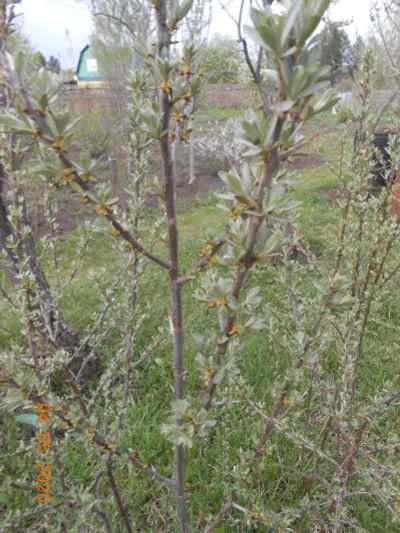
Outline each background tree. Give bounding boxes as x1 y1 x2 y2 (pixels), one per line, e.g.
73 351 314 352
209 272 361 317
181 0 212 45
32 50 46 68
198 35 247 84
84 0 152 84
46 55 61 74
370 0 400 122
32 52 61 74
79 0 154 184
348 34 364 77
319 21 356 84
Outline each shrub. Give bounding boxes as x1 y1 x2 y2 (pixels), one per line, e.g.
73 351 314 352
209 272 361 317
198 36 247 84
1 2 399 532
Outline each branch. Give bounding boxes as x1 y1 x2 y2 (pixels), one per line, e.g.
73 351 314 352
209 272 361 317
48 144 168 269
106 211 171 270
155 1 188 530
178 237 226 286
55 151 171 271
286 256 301 330
227 0 271 115
203 500 249 533
202 119 285 410
106 455 134 533
131 334 168 368
365 389 400 422
372 87 399 131
237 0 259 84
278 132 324 162
94 506 113 533
5 79 171 272
371 1 400 85
93 11 137 39
2 374 175 487
8 502 64 527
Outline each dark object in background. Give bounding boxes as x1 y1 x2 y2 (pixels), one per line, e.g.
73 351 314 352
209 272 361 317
370 132 397 186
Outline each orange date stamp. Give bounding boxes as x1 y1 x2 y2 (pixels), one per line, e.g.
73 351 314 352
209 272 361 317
35 403 52 504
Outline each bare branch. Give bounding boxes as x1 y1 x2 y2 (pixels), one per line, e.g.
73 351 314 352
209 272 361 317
106 456 134 533
93 11 137 39
203 500 249 533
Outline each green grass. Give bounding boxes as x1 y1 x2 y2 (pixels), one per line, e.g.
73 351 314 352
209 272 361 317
195 106 243 122
2 148 399 532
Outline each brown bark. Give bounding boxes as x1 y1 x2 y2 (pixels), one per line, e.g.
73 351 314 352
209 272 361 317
156 2 187 531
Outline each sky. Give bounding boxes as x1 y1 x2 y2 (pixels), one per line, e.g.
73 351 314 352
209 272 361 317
209 0 374 40
17 0 375 70
17 0 93 69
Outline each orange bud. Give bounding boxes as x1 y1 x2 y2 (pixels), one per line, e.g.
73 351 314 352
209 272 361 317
228 325 242 336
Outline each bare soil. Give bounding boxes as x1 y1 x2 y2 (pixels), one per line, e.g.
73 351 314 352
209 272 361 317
319 186 385 205
290 153 325 169
30 150 326 238
30 194 95 239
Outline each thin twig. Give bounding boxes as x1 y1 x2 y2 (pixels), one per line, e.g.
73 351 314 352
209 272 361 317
178 237 226 286
94 506 113 533
106 455 134 533
203 500 249 533
92 11 137 38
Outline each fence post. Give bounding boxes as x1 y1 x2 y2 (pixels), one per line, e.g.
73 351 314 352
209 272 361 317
109 156 126 209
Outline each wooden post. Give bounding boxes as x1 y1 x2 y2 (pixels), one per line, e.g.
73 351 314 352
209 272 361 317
189 137 195 183
109 156 126 210
109 157 119 198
